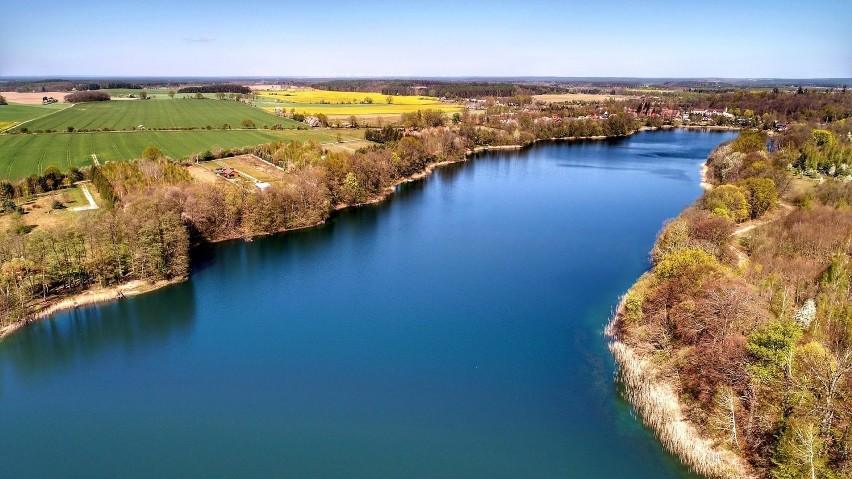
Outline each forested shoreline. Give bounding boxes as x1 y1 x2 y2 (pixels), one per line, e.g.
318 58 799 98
609 117 852 478
2 88 851 479
0 107 649 335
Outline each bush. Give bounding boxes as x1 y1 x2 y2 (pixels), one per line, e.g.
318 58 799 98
142 146 163 160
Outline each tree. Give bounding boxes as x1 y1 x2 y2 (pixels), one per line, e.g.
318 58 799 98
774 421 828 479
349 115 358 128
167 90 175 99
0 94 6 105
386 96 393 104
747 319 801 381
739 177 778 219
195 92 204 99
811 129 836 147
139 90 148 100
731 130 767 154
339 172 362 204
240 118 256 129
701 184 750 222
142 146 163 160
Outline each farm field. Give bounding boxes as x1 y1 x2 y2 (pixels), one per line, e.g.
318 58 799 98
103 88 226 100
0 103 70 131
13 98 301 132
0 91 72 104
0 128 367 180
256 88 462 120
532 93 633 103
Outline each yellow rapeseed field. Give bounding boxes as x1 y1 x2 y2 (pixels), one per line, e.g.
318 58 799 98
257 88 462 118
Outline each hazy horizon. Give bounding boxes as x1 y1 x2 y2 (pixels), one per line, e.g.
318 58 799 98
2 0 850 78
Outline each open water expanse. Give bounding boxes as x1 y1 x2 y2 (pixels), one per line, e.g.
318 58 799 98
0 129 735 478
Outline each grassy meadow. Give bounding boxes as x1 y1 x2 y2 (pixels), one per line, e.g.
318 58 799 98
13 98 301 132
0 129 367 180
256 88 462 119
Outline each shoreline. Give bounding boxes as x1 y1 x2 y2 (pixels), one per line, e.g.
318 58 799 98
606 147 753 479
606 295 751 479
0 278 183 341
0 141 539 341
0 127 736 342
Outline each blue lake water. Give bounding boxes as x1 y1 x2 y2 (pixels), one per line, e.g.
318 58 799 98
0 129 735 478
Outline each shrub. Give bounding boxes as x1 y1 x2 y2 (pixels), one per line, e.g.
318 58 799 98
142 146 163 160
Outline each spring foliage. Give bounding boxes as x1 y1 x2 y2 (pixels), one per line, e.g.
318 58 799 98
614 125 852 478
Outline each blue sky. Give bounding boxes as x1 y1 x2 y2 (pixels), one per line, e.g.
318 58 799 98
1 0 850 78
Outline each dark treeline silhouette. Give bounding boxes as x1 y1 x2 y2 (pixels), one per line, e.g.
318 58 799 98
64 91 111 103
177 84 251 94
688 90 852 123
364 126 403 143
312 80 520 98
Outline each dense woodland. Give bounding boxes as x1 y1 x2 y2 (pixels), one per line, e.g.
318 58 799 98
0 103 649 325
312 80 533 98
613 120 852 478
64 91 111 103
177 84 252 94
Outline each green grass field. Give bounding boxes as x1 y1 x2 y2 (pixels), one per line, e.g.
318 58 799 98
103 88 223 100
0 103 70 131
13 99 301 132
0 129 367 180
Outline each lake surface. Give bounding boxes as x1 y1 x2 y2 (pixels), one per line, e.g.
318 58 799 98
0 129 735 478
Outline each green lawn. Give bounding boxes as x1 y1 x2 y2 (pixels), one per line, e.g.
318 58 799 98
0 129 367 180
13 98 302 132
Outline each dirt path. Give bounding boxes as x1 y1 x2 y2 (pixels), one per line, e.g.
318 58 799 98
71 184 98 211
729 201 794 267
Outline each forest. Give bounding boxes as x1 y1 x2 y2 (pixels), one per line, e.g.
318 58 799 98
177 84 252 94
64 91 111 103
0 102 651 326
611 119 852 478
312 80 522 98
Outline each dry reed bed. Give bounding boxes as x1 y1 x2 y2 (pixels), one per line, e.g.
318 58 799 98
607 295 751 479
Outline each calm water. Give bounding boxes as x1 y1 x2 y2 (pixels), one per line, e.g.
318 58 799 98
0 130 735 478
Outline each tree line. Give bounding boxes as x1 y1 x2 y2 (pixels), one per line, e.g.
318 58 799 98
64 91 111 103
177 84 251 94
